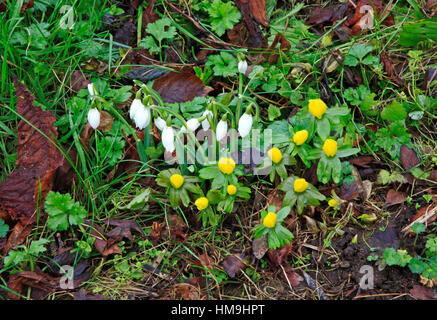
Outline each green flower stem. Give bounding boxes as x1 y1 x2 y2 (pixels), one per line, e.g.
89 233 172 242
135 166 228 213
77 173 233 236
235 72 243 124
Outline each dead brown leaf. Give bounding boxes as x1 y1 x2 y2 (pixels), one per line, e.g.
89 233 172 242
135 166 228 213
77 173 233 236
73 289 105 300
281 266 303 287
82 219 121 256
410 284 437 300
107 218 142 242
248 0 268 27
267 243 292 266
222 252 246 278
385 189 406 207
152 71 213 104
166 283 204 300
306 3 349 25
234 0 267 49
381 53 405 87
8 270 60 300
68 70 90 93
252 234 269 259
400 145 420 170
0 81 64 252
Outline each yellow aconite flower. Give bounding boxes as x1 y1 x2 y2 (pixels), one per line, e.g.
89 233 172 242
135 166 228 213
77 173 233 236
218 157 236 175
227 184 237 196
308 99 327 119
328 199 338 207
294 178 308 193
170 174 184 189
195 197 209 211
267 147 283 164
323 139 338 157
293 130 309 146
263 212 277 228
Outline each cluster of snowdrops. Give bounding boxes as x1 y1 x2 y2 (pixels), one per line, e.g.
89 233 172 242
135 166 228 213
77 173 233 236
85 71 359 249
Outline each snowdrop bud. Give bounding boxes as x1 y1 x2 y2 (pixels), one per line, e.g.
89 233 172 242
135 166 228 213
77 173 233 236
129 99 143 120
201 110 213 130
162 125 175 153
88 83 97 97
238 112 253 138
87 108 100 129
216 119 228 141
238 60 248 75
154 117 166 131
181 118 200 133
134 106 151 130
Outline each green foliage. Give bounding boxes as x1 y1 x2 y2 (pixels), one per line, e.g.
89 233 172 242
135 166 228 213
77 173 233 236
45 191 87 231
344 85 379 116
381 101 407 121
140 18 177 56
206 52 238 77
97 135 125 167
344 44 380 68
0 219 9 238
4 239 51 269
207 0 241 36
373 121 411 159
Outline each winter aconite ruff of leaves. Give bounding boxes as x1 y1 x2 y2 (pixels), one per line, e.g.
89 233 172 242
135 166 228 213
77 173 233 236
0 0 436 301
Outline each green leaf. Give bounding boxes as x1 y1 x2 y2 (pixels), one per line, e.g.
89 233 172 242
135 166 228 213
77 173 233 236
146 18 176 42
29 239 50 256
205 52 238 77
317 117 330 140
207 189 225 204
207 0 241 36
199 166 220 179
121 189 150 210
381 101 407 121
348 44 374 60
408 258 426 274
0 219 9 238
411 222 426 235
268 104 281 121
45 191 87 231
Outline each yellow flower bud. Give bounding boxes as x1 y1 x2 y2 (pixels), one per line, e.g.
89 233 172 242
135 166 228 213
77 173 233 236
308 99 327 119
328 199 338 207
263 212 277 228
293 130 309 146
323 139 338 157
294 178 308 193
195 197 209 211
227 184 237 196
169 174 184 189
267 147 283 164
218 157 236 175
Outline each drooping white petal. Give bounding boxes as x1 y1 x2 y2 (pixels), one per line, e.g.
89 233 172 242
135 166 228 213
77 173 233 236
88 83 97 97
129 99 143 120
238 60 248 75
87 108 100 129
154 117 166 131
238 113 253 138
201 110 213 131
181 118 200 133
216 119 228 141
162 125 175 153
134 106 151 129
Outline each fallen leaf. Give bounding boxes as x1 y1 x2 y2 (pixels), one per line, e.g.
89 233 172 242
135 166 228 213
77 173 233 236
166 283 204 300
400 145 420 170
339 181 361 201
410 284 437 300
248 0 268 27
107 218 142 242
167 214 188 243
222 252 246 278
68 70 90 93
306 3 349 25
152 71 212 104
7 270 59 300
406 204 437 234
114 21 136 47
282 266 303 287
252 234 269 259
381 53 405 87
267 243 292 266
385 189 406 207
73 289 105 300
82 219 121 256
234 0 267 49
349 155 374 168
0 81 64 251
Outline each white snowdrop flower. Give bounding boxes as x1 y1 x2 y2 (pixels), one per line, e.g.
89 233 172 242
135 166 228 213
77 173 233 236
201 110 213 131
88 83 97 97
162 125 175 153
216 119 228 141
238 60 248 75
87 108 100 129
134 105 151 130
129 99 143 120
238 112 253 138
180 118 200 133
154 117 166 131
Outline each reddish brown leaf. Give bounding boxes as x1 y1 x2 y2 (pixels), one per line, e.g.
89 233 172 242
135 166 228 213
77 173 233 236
381 53 405 87
249 0 268 27
234 0 267 49
252 234 269 259
166 283 204 300
0 82 64 251
152 71 212 104
82 219 121 256
73 289 105 300
167 214 188 243
196 253 214 271
107 218 141 242
400 145 420 170
349 155 374 168
385 189 406 207
282 266 303 287
68 70 90 93
8 270 59 300
267 243 292 266
410 204 437 228
222 252 246 278
410 284 437 300
339 180 361 201
429 170 437 183
4 222 33 253
306 3 349 25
